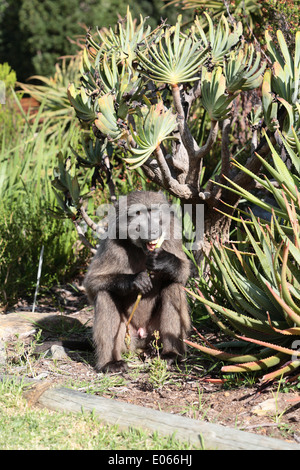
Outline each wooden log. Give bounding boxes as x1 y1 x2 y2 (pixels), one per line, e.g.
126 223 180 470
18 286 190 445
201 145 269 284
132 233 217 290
37 385 299 450
1 375 299 450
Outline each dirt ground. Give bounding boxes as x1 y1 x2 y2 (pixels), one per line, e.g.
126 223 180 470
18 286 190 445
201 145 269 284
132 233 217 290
2 284 300 447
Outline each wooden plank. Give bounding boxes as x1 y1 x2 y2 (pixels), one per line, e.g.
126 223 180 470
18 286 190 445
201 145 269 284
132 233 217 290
37 385 300 450
1 374 299 450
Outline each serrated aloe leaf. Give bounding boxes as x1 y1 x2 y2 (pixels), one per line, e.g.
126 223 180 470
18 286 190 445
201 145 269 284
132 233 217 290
265 282 300 327
262 359 300 382
184 339 270 363
282 130 300 173
221 176 287 219
280 243 300 316
236 333 300 357
185 288 276 334
215 245 273 321
221 352 285 372
240 219 276 284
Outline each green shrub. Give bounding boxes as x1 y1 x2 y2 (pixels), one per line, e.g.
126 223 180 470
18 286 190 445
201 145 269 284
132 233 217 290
0 108 86 308
0 63 23 147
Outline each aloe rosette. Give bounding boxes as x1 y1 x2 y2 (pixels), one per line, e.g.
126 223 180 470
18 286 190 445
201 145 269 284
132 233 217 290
125 102 178 168
262 30 300 146
137 15 208 86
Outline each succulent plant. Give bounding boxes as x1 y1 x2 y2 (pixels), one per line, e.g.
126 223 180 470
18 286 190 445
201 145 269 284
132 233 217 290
86 6 158 67
262 30 300 146
200 66 238 121
193 13 243 65
137 15 208 86
186 133 300 382
224 43 266 93
125 102 178 168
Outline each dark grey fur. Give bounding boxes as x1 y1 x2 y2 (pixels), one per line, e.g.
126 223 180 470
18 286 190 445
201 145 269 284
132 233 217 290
84 191 191 372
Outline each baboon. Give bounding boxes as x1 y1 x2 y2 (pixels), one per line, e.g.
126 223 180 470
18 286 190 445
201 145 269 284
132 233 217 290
84 191 191 372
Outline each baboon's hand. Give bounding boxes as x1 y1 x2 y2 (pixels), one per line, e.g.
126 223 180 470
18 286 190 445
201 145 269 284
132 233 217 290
146 250 179 276
132 271 153 295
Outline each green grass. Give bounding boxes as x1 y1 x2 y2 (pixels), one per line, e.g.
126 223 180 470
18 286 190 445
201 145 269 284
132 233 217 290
0 101 89 307
0 377 200 450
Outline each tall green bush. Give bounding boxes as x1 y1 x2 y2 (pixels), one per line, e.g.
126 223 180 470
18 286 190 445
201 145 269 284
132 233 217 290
0 106 85 308
0 63 23 147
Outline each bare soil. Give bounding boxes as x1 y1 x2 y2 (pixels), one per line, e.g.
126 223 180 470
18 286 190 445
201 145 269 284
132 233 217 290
2 284 300 447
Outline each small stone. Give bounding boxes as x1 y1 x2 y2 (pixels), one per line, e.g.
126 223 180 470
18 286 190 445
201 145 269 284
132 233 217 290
49 345 69 360
251 398 279 416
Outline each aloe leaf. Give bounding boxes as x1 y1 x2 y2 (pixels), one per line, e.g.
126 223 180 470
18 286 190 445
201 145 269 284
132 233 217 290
265 282 300 327
216 245 273 321
262 359 300 382
221 352 285 372
185 288 277 334
221 176 287 219
126 103 177 168
236 333 300 357
189 288 237 338
267 312 300 335
277 30 293 76
240 219 276 284
280 243 300 316
262 68 278 131
184 339 271 363
281 130 300 174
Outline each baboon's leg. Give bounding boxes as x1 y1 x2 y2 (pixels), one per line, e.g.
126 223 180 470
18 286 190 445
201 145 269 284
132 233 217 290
154 283 190 360
93 292 127 372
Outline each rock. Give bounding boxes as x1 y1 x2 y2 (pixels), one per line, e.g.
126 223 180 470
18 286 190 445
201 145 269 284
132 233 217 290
0 312 54 341
251 397 287 417
49 345 69 360
0 311 92 342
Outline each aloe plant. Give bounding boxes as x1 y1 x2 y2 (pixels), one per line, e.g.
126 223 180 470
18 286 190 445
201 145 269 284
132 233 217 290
125 102 178 168
137 15 208 86
224 44 266 93
86 6 158 67
165 0 262 32
193 13 243 65
262 30 300 146
52 6 299 272
186 131 300 382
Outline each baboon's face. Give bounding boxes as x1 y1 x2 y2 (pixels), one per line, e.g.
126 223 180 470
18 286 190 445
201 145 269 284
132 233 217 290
126 203 169 252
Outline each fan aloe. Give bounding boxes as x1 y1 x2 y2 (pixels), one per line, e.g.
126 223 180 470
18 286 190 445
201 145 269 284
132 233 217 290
52 6 298 289
137 15 208 86
125 102 178 168
262 30 300 145
186 133 300 382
